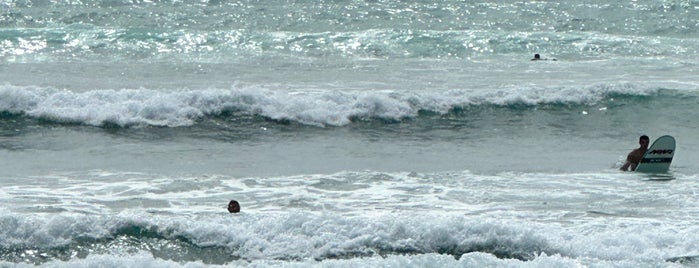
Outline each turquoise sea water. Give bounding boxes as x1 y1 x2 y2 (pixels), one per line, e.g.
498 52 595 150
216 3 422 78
2 1 699 267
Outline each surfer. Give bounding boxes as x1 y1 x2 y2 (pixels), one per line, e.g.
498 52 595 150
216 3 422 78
228 200 240 213
620 135 650 171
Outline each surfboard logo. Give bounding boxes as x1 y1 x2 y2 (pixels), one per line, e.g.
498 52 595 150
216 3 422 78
642 158 673 163
648 149 673 155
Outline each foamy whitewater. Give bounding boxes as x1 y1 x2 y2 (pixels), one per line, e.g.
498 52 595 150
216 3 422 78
2 1 699 267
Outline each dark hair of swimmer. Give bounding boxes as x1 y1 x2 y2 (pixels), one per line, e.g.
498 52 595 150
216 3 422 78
228 200 240 213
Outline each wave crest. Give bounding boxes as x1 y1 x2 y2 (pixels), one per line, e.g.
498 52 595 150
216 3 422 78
0 212 555 265
0 83 659 127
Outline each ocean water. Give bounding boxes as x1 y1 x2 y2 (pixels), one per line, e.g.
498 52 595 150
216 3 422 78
2 0 699 267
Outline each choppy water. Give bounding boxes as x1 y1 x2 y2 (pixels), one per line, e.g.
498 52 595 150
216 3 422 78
2 1 699 267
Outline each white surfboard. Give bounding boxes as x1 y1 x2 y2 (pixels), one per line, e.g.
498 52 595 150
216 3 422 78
635 135 675 173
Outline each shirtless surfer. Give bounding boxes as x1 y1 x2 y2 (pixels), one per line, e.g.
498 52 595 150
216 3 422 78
620 135 650 171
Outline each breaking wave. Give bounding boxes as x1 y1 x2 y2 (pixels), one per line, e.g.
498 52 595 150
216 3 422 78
0 82 673 128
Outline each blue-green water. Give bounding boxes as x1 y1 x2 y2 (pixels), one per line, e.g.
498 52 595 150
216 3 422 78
2 1 699 267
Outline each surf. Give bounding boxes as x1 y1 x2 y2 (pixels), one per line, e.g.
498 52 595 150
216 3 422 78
1 83 691 128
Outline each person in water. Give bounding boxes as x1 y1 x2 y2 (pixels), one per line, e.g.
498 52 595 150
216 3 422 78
531 54 557 61
620 135 650 171
228 200 240 213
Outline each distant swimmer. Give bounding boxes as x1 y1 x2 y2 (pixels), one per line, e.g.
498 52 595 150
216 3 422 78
620 135 650 171
531 54 557 61
228 200 240 213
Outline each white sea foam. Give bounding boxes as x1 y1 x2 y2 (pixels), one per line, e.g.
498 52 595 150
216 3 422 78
0 208 696 267
0 83 665 127
0 252 588 268
2 169 699 266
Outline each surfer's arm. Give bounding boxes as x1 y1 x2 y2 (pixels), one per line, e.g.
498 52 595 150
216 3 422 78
619 161 631 171
620 149 641 171
620 161 631 171
620 161 638 172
